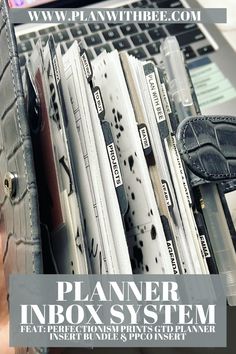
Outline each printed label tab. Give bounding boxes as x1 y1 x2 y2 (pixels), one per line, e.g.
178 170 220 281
167 240 180 274
107 143 123 188
146 72 166 123
139 126 151 150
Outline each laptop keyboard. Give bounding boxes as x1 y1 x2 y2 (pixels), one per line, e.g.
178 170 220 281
17 0 215 68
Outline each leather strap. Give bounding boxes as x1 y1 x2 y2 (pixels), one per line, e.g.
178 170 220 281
176 115 236 181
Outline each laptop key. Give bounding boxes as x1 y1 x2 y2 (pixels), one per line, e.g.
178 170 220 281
113 38 131 51
34 35 49 47
53 31 70 43
156 0 183 8
58 24 65 30
103 28 120 41
182 46 196 60
94 43 112 56
84 33 102 46
89 23 106 32
108 23 120 27
39 26 56 35
120 24 138 36
131 0 149 7
58 23 74 30
166 23 197 35
19 32 36 41
71 25 87 38
18 40 33 54
197 45 215 56
176 29 205 47
139 23 156 30
146 41 161 55
148 27 166 41
128 47 147 59
131 32 149 46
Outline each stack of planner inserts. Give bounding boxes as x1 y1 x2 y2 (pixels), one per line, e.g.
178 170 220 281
22 35 236 305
